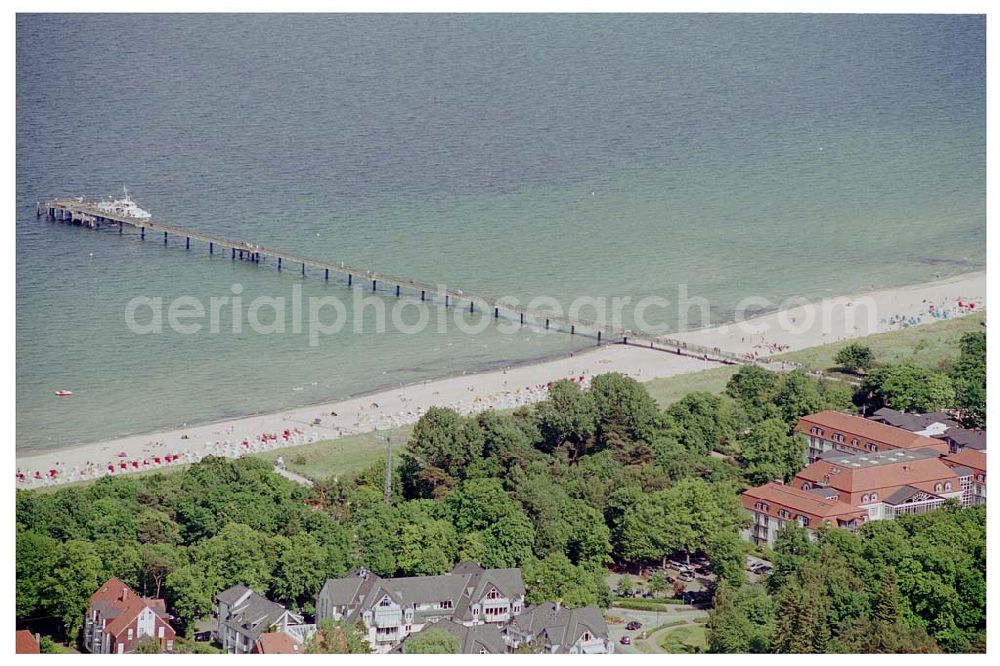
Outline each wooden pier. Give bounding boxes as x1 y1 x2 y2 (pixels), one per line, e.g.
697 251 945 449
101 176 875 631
39 197 753 366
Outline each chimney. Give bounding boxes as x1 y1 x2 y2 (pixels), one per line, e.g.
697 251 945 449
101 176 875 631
773 479 784 485
120 588 128 602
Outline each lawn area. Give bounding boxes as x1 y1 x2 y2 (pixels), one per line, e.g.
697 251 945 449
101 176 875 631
659 624 707 654
643 366 740 408
777 312 984 375
254 425 413 481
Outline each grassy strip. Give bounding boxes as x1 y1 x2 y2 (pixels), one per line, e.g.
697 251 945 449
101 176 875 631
642 366 740 407
778 312 985 375
614 599 682 612
659 625 707 653
254 425 414 481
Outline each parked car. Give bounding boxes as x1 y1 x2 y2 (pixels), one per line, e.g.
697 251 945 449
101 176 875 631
626 621 642 631
678 572 695 582
620 636 632 645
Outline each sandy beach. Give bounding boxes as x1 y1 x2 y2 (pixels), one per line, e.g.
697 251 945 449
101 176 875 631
15 271 985 487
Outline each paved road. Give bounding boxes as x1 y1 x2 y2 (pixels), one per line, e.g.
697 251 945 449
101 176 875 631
605 605 708 654
274 466 314 487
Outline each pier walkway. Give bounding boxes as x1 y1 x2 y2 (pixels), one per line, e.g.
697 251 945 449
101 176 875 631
40 197 761 367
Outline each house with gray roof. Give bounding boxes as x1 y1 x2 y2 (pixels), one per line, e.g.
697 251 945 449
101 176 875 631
868 407 986 453
506 602 612 654
215 585 309 654
392 619 507 654
315 562 525 653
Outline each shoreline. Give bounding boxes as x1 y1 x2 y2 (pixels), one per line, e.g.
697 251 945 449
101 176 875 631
15 270 986 487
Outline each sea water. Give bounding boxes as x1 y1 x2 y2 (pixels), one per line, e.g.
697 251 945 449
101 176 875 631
16 14 985 451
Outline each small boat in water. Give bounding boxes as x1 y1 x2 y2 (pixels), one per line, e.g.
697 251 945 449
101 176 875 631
55 390 73 397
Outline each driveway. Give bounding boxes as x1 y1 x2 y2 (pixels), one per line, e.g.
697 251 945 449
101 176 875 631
605 604 708 654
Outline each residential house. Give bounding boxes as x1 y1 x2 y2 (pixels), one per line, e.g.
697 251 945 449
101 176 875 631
506 602 613 654
868 407 986 453
392 619 507 654
15 630 40 654
740 481 868 547
253 632 305 654
215 585 311 654
797 410 948 463
316 562 525 653
937 427 987 454
83 577 176 654
867 407 958 436
942 449 987 506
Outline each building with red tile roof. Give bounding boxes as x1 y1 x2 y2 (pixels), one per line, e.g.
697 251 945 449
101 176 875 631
797 410 949 463
83 577 176 654
942 449 986 506
15 630 40 654
741 481 868 546
793 448 963 516
253 631 304 654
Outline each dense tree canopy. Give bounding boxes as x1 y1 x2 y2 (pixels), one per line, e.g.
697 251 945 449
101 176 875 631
707 506 984 653
17 362 984 654
951 331 986 428
856 363 956 414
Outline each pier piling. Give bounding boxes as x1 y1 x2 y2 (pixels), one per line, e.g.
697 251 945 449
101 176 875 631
40 195 750 367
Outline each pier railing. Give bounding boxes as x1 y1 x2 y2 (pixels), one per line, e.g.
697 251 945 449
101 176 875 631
42 197 780 368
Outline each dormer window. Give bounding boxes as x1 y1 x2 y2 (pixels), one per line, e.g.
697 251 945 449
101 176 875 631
439 600 453 609
797 515 809 527
378 596 392 607
944 482 952 492
934 483 943 492
870 492 878 502
801 483 811 491
581 632 593 642
485 589 502 600
862 494 870 503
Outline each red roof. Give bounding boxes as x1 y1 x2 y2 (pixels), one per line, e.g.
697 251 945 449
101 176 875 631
254 632 303 654
89 577 174 640
15 630 40 654
942 449 986 475
741 482 867 524
795 456 959 496
797 411 946 451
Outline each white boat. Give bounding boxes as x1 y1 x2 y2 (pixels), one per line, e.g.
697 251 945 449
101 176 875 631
95 186 152 220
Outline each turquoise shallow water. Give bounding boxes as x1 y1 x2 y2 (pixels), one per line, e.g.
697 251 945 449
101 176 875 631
16 14 985 451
